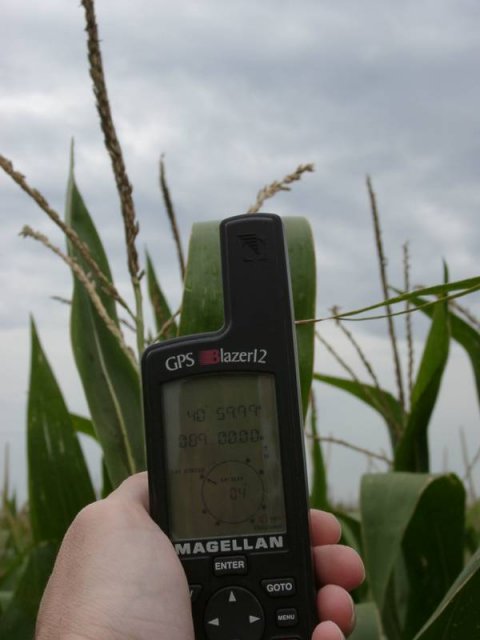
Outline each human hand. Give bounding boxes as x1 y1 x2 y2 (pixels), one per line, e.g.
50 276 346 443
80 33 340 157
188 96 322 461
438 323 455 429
36 472 364 640
310 509 364 639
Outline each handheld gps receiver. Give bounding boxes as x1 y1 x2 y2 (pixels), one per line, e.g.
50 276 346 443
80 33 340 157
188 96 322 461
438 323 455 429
142 213 317 640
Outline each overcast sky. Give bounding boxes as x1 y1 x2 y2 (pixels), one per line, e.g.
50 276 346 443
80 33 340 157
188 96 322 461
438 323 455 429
1 0 479 503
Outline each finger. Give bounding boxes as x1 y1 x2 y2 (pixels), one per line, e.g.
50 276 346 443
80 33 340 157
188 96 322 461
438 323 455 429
312 620 345 640
310 510 342 546
106 471 150 511
313 545 365 591
317 585 355 636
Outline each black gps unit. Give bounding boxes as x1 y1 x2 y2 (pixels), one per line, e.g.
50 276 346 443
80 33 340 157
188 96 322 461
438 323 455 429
142 213 317 640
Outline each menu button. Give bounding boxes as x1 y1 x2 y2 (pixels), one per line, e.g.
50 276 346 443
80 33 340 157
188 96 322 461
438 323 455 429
276 608 298 627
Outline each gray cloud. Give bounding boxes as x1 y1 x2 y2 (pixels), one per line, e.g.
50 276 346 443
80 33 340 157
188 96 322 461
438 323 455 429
1 0 479 501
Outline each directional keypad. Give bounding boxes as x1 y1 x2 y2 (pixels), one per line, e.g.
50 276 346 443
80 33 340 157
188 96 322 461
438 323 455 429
204 586 265 640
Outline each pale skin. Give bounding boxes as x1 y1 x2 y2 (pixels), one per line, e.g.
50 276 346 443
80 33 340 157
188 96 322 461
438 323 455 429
36 473 365 640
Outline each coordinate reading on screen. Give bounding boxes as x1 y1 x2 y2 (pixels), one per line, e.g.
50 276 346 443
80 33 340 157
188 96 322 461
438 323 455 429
161 373 287 541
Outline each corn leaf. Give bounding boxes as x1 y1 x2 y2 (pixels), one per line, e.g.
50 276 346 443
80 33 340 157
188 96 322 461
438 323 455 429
413 547 480 640
0 542 57 639
333 509 372 603
65 154 145 486
179 221 223 336
283 217 316 415
146 251 177 339
407 294 480 413
402 474 465 637
0 591 10 614
334 275 480 321
349 602 384 640
394 292 449 471
308 393 329 510
314 373 405 448
27 320 95 543
0 550 28 611
70 413 96 440
361 473 465 638
179 216 316 418
335 510 363 556
434 310 480 411
101 458 114 498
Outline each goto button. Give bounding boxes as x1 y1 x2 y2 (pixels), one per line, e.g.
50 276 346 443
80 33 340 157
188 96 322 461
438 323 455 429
261 578 296 597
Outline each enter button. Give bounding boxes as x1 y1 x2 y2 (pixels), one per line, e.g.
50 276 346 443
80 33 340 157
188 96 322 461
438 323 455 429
276 608 298 627
213 555 247 576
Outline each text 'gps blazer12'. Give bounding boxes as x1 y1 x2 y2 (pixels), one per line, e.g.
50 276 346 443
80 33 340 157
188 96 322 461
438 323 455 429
142 213 317 640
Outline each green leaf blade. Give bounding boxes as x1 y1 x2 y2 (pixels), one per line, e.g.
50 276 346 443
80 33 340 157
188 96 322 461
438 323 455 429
408 293 480 413
27 320 95 544
413 548 480 640
146 251 177 339
283 217 316 417
70 413 97 440
394 293 450 472
349 602 384 640
402 474 465 638
0 543 57 639
361 473 465 638
308 393 329 511
65 157 145 486
337 276 480 321
314 373 405 448
179 221 224 336
445 311 480 410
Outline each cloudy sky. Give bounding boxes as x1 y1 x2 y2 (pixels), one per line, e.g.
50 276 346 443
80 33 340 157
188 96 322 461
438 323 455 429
1 0 479 503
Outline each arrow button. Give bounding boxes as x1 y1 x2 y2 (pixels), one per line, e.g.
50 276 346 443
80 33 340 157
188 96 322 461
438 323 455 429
204 586 264 640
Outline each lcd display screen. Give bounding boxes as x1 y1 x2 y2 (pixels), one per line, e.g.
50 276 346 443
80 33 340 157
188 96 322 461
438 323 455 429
161 373 287 541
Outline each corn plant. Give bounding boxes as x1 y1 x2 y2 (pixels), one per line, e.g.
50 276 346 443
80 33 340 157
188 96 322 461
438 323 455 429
307 184 480 638
0 449 32 618
1 0 480 638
